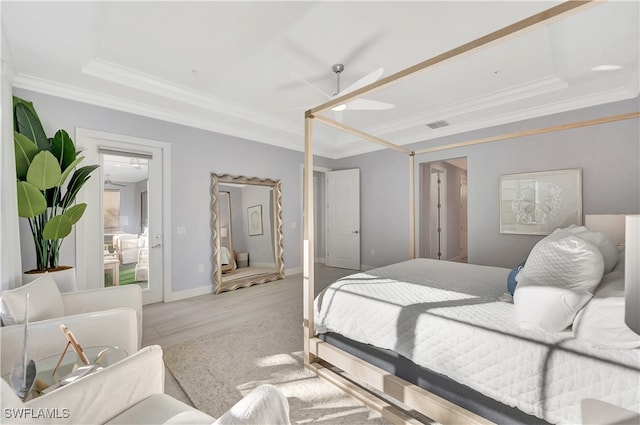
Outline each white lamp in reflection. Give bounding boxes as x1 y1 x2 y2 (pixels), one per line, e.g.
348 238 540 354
220 227 228 238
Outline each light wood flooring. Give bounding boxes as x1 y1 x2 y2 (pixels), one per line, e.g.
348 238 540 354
142 263 355 406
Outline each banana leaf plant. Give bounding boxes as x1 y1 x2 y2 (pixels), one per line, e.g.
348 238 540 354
13 96 99 272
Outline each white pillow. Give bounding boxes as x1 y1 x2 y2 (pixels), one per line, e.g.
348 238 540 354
515 286 592 332
514 229 605 332
567 226 619 273
0 274 65 325
573 270 640 349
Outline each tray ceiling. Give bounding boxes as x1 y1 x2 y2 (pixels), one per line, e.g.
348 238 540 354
2 1 638 159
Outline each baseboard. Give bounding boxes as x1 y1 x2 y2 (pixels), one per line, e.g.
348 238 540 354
285 267 302 276
251 262 277 268
165 284 214 302
360 264 377 271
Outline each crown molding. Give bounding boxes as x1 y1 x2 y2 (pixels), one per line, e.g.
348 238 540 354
82 58 300 135
11 74 634 161
333 87 638 159
368 75 568 138
11 74 312 152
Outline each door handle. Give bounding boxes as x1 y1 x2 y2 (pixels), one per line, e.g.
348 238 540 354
352 230 359 234
151 244 162 248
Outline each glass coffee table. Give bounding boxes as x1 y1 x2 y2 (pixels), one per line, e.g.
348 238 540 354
5 346 127 400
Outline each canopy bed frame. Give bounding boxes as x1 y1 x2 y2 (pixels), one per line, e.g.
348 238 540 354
302 1 640 424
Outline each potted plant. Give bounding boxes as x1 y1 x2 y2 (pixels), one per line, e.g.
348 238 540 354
13 96 99 291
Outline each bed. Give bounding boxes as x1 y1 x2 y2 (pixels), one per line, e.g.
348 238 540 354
301 2 640 423
220 246 235 274
314 256 639 424
303 1 640 424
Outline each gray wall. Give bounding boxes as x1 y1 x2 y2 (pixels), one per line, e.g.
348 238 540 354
241 185 274 266
11 88 638 287
13 88 334 293
337 98 640 269
333 150 411 267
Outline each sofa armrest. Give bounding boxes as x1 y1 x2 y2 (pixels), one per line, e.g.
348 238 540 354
0 308 138 376
61 285 142 348
1 345 164 425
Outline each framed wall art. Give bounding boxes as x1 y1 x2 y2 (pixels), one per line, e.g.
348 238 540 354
247 205 263 236
499 168 582 235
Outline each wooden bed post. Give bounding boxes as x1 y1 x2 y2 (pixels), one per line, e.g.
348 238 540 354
303 113 316 366
409 152 416 259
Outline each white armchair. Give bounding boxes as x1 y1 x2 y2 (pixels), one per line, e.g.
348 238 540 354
1 345 291 425
0 274 143 376
113 233 143 264
0 308 138 377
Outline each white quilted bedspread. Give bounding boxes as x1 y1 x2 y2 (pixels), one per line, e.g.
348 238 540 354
314 259 640 424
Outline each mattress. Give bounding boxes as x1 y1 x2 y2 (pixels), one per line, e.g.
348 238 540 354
314 258 640 424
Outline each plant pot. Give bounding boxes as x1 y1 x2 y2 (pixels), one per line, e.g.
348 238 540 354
23 266 77 293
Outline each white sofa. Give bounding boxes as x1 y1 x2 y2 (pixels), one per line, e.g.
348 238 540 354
1 345 291 424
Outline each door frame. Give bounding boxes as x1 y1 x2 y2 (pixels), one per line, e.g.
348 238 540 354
75 128 171 303
299 164 331 264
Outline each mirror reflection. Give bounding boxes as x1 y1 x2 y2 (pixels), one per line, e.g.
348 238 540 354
210 173 284 293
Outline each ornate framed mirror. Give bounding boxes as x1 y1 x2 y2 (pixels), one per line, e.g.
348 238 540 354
210 173 285 293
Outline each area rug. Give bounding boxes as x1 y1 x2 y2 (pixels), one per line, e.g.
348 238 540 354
163 302 392 424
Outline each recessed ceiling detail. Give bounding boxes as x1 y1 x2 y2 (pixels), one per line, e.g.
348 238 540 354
2 1 638 159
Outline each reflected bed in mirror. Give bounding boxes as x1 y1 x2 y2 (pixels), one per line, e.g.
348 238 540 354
210 173 285 293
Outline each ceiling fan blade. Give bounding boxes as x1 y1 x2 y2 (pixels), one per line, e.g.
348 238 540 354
340 67 384 96
345 98 395 110
289 71 331 99
105 179 126 187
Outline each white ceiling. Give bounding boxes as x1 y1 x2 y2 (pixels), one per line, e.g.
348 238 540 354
2 1 638 159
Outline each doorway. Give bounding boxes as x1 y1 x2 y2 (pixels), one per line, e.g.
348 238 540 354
419 157 468 262
102 153 150 291
75 129 171 305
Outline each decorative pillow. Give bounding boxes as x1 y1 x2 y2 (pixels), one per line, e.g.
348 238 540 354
0 274 65 326
514 228 605 332
573 270 640 349
507 261 526 296
567 226 619 273
515 286 592 332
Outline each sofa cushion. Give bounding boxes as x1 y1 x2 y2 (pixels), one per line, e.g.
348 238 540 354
0 274 65 326
105 394 215 425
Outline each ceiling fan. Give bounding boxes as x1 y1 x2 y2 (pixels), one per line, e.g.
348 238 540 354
293 63 394 115
104 174 125 187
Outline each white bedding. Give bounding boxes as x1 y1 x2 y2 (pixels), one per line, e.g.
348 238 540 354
314 258 640 424
220 246 232 265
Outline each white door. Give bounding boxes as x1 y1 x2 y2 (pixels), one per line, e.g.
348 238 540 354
75 129 170 305
326 169 360 270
